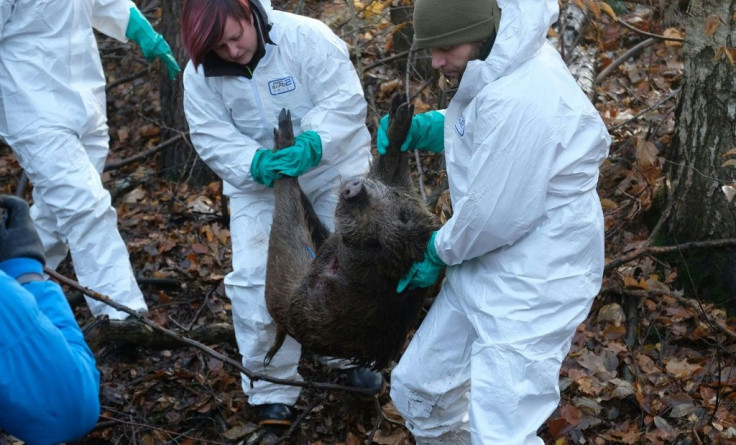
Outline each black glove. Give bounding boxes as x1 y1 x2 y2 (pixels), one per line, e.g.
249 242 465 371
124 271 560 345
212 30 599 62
0 195 45 265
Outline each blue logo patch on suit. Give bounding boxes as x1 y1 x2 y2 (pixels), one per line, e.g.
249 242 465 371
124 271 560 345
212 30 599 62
268 76 296 95
454 114 466 136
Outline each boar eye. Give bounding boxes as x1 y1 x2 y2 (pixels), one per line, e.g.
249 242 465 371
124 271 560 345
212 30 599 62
398 210 409 224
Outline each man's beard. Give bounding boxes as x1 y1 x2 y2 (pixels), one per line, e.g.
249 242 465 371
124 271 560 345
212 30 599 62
458 43 483 83
438 41 484 88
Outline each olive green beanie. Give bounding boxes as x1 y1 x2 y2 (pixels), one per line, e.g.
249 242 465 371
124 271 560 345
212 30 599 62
413 0 501 49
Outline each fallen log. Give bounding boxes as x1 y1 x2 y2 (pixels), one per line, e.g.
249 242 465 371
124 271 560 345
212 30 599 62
83 319 235 351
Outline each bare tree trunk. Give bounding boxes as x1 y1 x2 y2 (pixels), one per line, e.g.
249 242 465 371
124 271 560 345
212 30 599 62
159 0 216 185
390 1 433 81
665 0 736 304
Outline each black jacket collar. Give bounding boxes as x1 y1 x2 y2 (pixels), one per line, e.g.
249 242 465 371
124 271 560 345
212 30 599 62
202 0 275 79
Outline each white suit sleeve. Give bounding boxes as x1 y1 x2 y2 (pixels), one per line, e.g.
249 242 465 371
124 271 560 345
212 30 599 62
183 67 264 191
294 24 370 164
435 97 558 266
90 0 136 42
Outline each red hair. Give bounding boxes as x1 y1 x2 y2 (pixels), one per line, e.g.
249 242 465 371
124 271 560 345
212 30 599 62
181 0 252 68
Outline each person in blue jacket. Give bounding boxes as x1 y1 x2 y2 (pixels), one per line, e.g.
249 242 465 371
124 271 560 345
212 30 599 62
0 195 100 445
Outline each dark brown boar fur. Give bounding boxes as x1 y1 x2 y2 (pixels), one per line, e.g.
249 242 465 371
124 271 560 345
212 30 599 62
265 95 441 370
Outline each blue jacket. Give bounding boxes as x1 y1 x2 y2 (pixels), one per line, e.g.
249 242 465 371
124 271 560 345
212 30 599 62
0 258 100 444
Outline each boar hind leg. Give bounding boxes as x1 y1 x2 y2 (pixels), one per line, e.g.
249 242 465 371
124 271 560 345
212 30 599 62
270 108 327 258
265 109 326 365
372 93 415 188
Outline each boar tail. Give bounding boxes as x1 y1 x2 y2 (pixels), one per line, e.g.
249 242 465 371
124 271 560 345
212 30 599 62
265 328 287 366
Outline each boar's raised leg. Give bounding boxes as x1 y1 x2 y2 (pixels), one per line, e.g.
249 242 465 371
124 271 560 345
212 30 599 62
264 109 329 365
370 93 414 189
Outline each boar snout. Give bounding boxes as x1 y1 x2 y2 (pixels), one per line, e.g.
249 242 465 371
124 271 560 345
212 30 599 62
341 177 366 201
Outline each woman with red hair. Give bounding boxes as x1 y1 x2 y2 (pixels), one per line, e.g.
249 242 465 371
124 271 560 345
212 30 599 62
180 0 381 429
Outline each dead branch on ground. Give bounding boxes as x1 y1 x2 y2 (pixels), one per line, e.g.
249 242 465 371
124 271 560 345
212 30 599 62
604 238 736 272
45 267 376 398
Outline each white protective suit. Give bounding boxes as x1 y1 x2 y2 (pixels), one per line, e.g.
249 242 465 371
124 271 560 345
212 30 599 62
0 0 148 319
183 6 372 406
390 0 611 443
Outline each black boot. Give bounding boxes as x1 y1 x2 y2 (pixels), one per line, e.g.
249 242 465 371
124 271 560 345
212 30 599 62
345 367 386 399
255 403 294 427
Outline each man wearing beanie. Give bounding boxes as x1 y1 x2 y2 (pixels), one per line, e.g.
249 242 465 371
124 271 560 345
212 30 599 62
377 0 611 443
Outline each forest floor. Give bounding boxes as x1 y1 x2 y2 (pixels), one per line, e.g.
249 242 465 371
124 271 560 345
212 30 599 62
0 0 735 444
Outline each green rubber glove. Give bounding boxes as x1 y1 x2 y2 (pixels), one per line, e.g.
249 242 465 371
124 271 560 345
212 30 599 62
377 110 445 155
125 7 181 79
251 131 323 188
397 231 445 293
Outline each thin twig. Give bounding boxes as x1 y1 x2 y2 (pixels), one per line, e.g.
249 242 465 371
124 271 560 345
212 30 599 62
607 87 681 132
596 37 657 83
104 134 185 172
185 281 219 331
409 77 434 103
616 18 685 43
404 46 428 202
105 68 150 92
362 49 411 73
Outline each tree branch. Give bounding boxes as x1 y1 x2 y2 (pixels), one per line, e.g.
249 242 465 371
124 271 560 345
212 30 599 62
362 49 411 73
45 267 376 398
105 68 150 92
604 238 736 271
596 37 657 83
615 18 685 43
104 134 185 172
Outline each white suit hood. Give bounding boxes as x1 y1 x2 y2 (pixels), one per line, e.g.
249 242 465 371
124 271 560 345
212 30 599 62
479 0 558 85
